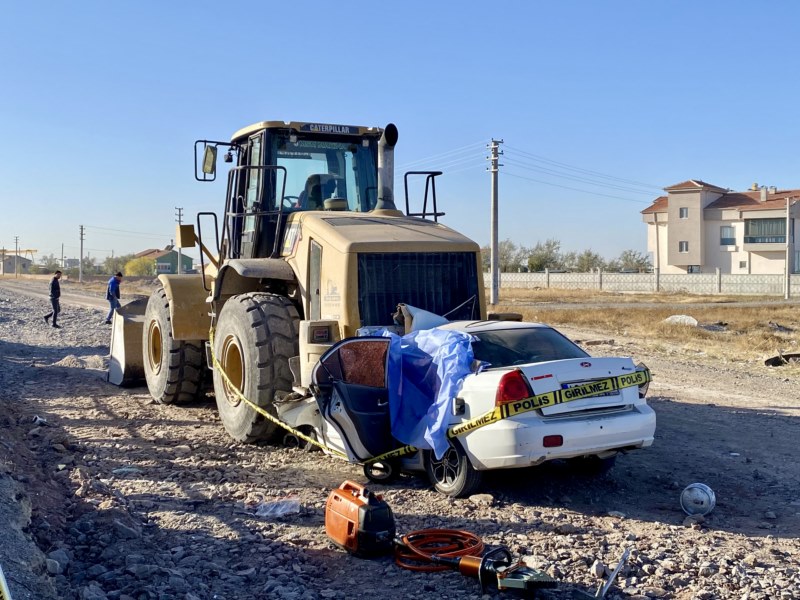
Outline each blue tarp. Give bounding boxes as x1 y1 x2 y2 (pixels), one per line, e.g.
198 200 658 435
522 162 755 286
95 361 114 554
383 328 474 460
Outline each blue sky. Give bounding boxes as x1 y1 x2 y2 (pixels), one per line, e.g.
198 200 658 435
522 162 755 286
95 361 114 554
1 1 799 264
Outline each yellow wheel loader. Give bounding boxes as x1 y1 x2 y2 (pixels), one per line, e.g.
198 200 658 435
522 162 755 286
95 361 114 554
111 120 485 444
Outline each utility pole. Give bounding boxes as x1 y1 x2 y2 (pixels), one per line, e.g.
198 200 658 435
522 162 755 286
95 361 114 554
14 236 19 278
487 139 503 306
79 225 85 283
175 207 184 274
61 243 64 269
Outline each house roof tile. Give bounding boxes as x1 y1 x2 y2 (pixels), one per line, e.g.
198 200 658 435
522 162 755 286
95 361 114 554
663 179 727 192
642 187 800 214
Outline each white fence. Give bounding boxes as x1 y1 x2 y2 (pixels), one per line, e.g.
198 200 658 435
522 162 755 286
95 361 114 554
485 270 800 297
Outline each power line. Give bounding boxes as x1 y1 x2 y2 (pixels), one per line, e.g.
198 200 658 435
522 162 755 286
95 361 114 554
504 170 651 204
504 144 662 191
85 225 171 239
397 140 486 170
503 156 656 195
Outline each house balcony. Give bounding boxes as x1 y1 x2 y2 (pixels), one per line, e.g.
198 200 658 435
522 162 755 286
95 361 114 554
743 235 786 252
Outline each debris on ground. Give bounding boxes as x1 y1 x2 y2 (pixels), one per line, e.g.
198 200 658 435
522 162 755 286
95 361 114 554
663 314 698 326
1 282 799 599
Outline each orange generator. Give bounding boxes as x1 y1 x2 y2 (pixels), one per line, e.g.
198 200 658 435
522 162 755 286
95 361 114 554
325 481 396 557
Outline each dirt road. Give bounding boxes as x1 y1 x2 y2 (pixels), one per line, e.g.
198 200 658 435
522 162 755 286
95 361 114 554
0 280 797 599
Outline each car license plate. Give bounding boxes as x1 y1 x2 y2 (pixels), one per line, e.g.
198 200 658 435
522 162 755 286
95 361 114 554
562 380 620 398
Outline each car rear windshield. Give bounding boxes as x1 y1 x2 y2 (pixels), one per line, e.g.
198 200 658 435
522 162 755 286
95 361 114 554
470 327 589 368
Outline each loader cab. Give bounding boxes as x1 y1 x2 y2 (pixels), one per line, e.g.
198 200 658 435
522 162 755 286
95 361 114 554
223 122 382 260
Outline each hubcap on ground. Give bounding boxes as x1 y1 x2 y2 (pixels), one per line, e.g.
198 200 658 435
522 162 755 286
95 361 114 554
220 335 244 407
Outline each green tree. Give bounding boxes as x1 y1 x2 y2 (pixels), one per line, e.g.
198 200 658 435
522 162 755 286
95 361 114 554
38 254 61 272
104 254 134 275
527 239 562 272
616 249 652 272
481 239 529 272
124 256 156 276
575 249 606 272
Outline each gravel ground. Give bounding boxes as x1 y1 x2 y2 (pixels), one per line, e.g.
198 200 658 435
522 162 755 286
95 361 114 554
0 279 798 600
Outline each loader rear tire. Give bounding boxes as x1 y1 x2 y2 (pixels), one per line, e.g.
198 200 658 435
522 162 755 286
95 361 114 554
143 287 205 404
212 293 300 443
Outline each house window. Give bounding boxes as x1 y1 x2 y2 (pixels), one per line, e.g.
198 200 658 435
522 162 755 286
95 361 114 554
156 263 171 273
678 241 689 253
720 226 735 246
688 265 701 273
679 207 689 219
744 218 785 243
739 261 747 269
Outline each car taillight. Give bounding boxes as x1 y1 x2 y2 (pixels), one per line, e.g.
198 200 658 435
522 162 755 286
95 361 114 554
495 370 532 406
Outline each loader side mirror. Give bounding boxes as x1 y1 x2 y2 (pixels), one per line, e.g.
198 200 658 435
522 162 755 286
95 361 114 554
202 146 217 176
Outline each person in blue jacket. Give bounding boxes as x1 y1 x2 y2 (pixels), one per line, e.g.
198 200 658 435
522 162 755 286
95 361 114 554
43 270 62 328
105 272 123 324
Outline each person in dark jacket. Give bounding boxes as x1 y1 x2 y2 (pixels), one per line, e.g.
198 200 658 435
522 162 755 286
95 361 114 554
105 272 123 324
43 270 62 328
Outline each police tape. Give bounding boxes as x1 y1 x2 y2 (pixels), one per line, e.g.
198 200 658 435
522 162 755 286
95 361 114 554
208 326 650 468
208 328 348 459
364 368 652 465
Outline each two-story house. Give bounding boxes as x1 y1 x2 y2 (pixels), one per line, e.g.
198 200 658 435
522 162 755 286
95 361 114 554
642 180 800 274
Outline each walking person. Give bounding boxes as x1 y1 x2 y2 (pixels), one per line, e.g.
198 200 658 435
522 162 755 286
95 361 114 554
105 271 123 324
43 270 62 328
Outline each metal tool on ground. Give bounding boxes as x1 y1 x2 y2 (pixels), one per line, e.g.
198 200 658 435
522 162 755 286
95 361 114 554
395 529 557 596
324 481 395 558
592 547 630 599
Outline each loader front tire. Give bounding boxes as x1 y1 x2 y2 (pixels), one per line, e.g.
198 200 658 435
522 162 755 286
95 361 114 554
143 287 205 404
212 293 300 443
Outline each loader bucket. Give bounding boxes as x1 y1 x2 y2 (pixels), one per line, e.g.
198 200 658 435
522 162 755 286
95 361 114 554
107 297 149 386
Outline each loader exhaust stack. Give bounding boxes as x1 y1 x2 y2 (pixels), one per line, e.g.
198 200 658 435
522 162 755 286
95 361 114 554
375 123 398 211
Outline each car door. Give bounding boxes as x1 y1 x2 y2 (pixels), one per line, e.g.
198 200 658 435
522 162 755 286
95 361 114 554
312 337 394 462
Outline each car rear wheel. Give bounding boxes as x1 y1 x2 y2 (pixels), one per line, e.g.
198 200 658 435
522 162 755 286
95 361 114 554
212 293 299 443
425 444 483 497
143 286 205 404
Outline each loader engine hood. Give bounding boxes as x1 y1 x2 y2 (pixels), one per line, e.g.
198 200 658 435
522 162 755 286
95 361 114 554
296 212 479 253
287 211 484 329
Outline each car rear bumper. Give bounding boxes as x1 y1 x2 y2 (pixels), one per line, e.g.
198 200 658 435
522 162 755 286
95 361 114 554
459 405 656 471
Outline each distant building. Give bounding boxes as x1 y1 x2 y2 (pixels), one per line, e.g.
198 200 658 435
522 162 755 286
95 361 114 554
642 180 800 274
134 246 194 274
0 254 33 275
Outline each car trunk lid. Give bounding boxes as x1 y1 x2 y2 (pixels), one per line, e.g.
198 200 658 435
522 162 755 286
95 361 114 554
517 357 638 416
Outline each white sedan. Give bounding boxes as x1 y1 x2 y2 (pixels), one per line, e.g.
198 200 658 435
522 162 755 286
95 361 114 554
312 320 656 497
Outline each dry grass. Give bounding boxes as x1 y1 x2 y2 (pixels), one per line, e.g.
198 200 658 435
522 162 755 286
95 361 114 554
493 289 800 363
